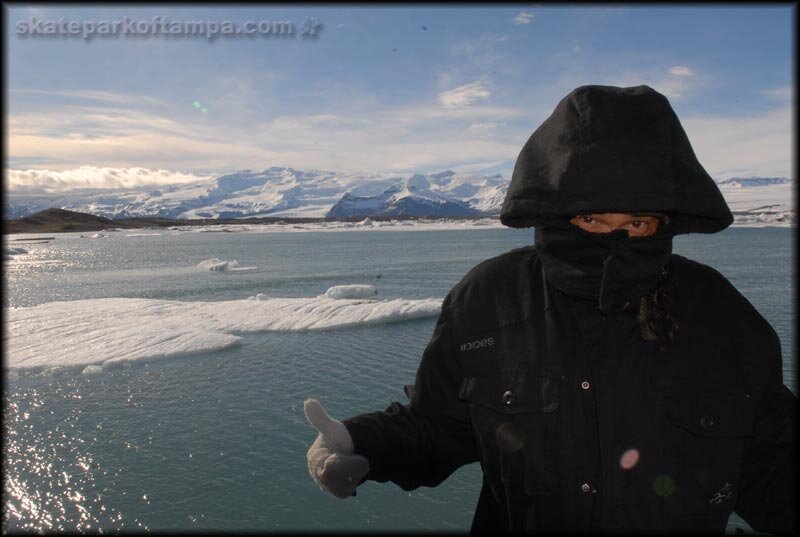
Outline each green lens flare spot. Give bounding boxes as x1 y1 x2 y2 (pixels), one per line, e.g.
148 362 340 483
201 108 208 114
193 101 202 108
652 475 676 497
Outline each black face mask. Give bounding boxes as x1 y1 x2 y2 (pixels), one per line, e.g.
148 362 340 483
534 222 673 313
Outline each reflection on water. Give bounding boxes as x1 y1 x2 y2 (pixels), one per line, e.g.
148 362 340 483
3 385 142 531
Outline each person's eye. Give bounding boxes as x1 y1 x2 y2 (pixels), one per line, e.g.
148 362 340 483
630 220 644 228
580 215 595 224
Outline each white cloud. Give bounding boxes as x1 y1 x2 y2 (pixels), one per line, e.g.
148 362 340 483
466 122 498 138
11 88 169 108
437 81 492 109
513 12 535 25
451 159 512 175
758 86 793 102
7 87 527 186
668 66 693 77
681 106 793 179
7 96 792 193
607 70 695 99
13 77 790 192
6 167 212 194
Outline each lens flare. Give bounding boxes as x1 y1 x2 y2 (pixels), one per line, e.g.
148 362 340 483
652 475 676 497
620 448 640 470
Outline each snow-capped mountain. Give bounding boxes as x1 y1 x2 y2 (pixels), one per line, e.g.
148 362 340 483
3 168 795 226
716 177 791 188
327 173 489 218
714 176 795 225
4 167 511 220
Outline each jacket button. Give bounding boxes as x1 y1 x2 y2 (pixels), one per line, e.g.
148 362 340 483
502 390 515 407
700 414 717 431
580 483 591 493
580 381 591 390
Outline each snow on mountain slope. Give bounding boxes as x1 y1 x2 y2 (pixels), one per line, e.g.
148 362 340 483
327 173 482 218
715 177 795 225
6 167 507 220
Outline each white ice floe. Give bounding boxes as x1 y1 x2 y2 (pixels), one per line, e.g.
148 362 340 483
323 285 378 299
91 233 105 238
5 293 442 370
196 258 257 272
82 365 104 375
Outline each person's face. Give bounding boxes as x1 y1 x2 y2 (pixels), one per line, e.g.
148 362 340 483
569 213 660 237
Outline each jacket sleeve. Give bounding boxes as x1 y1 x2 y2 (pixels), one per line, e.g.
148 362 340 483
342 292 479 490
734 322 797 534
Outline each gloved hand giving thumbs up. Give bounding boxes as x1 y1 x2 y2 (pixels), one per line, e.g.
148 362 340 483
304 399 370 499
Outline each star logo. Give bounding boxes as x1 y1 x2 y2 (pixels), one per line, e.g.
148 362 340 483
300 17 323 38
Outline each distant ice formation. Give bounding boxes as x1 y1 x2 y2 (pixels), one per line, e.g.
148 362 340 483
196 258 257 272
198 258 240 271
323 285 378 299
82 365 104 375
6 294 443 370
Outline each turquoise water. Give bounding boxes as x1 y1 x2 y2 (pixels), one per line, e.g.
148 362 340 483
2 226 794 532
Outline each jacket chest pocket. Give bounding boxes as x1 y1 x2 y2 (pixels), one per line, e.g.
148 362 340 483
660 389 755 524
458 369 561 496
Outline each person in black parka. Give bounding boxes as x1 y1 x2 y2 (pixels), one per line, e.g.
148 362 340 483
304 85 797 534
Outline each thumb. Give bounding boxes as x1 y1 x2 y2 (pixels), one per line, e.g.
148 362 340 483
304 399 354 454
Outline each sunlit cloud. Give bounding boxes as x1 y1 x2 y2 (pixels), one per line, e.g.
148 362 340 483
7 86 528 190
682 105 793 179
668 66 693 77
606 66 700 99
11 88 169 108
437 81 492 109
513 12 535 25
758 86 793 102
466 122 498 138
6 167 213 195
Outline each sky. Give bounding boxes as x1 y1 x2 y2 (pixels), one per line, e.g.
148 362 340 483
4 3 796 193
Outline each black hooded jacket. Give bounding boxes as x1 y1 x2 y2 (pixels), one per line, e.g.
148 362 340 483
342 85 796 533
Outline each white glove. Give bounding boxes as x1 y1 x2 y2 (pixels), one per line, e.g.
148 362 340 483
304 398 370 499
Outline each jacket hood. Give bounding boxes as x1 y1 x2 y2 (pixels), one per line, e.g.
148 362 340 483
500 85 733 234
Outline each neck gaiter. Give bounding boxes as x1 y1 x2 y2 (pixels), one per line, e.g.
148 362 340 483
534 222 673 313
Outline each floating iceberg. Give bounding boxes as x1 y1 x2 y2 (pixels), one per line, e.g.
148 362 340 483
82 365 104 376
196 258 257 272
198 258 239 271
323 285 378 299
5 294 442 370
